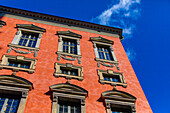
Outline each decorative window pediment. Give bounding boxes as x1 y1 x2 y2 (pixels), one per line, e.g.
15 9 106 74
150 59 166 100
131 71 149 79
7 24 46 57
0 75 33 90
0 20 6 28
57 31 82 38
90 36 113 44
102 90 136 113
0 75 33 113
57 31 82 64
0 54 37 73
50 83 88 113
90 36 120 70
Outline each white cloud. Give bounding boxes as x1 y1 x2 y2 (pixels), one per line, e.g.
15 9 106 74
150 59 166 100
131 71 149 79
91 0 141 61
91 0 141 39
126 48 136 61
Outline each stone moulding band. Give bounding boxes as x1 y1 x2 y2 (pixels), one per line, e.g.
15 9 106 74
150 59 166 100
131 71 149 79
57 53 81 64
7 47 38 57
97 61 120 71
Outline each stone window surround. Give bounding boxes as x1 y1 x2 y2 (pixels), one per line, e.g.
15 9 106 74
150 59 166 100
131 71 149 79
102 90 136 113
92 41 120 70
7 27 44 57
0 75 33 113
0 54 37 74
57 34 82 64
97 69 127 88
54 63 83 81
50 83 88 113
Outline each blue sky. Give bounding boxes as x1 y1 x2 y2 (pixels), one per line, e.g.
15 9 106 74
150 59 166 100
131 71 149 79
1 0 170 112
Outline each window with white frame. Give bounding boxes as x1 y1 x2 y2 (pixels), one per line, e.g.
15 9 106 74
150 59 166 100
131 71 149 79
7 24 46 57
90 36 119 69
57 31 82 64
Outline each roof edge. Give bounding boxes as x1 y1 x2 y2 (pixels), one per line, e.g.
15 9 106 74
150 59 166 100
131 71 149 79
0 5 123 39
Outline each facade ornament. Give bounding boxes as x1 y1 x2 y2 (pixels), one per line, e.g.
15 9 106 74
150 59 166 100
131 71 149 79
78 57 81 64
77 39 80 45
53 94 58 102
57 54 61 61
61 55 76 61
93 43 97 48
131 105 136 112
101 62 115 67
81 99 85 106
22 91 29 98
109 46 114 51
97 61 100 67
59 37 62 42
7 47 38 57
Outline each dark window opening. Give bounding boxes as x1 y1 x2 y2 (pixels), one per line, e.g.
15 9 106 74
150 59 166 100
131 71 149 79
7 59 31 69
63 39 77 54
60 67 78 76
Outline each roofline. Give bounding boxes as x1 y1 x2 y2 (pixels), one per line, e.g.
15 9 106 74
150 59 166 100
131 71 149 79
0 5 123 39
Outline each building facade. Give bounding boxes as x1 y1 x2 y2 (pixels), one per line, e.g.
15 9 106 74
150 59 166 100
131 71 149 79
0 5 152 113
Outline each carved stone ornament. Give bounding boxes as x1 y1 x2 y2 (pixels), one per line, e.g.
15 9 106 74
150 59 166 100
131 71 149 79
131 105 136 112
53 94 58 102
81 99 85 106
22 91 29 98
106 102 111 109
57 53 81 64
7 47 38 57
97 61 120 70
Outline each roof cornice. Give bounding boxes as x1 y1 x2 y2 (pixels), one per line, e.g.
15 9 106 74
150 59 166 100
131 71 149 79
0 5 123 39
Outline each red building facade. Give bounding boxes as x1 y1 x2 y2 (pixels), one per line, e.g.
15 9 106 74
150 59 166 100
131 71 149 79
0 5 152 113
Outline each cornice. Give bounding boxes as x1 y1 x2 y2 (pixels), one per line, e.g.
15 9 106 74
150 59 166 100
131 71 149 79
0 5 123 39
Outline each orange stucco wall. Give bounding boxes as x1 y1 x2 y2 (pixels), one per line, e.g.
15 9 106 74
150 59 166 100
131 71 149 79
0 16 152 113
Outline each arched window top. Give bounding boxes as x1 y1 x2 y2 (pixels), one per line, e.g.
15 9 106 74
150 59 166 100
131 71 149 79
50 83 88 97
102 90 136 102
0 75 33 90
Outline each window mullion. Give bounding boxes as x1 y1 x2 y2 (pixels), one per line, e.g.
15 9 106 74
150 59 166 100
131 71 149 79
68 42 71 53
1 98 8 112
26 35 31 46
102 48 107 60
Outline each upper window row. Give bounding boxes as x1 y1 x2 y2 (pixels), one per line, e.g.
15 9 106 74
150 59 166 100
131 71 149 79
6 24 119 70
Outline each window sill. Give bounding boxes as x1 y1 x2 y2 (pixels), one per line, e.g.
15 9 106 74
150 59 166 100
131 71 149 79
95 58 119 64
0 65 35 74
99 80 127 88
8 43 39 51
54 73 83 81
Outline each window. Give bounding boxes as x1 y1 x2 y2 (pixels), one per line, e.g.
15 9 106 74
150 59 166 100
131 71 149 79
18 31 39 48
50 83 88 113
7 59 31 69
101 90 136 113
54 63 83 81
0 55 37 74
0 94 20 113
7 24 46 57
97 45 113 61
57 98 81 113
103 74 120 82
0 75 33 113
63 39 77 54
97 69 127 88
57 31 82 64
60 67 78 76
90 36 119 70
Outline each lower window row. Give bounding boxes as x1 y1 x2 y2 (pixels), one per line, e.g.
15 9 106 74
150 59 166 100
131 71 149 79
0 75 136 113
